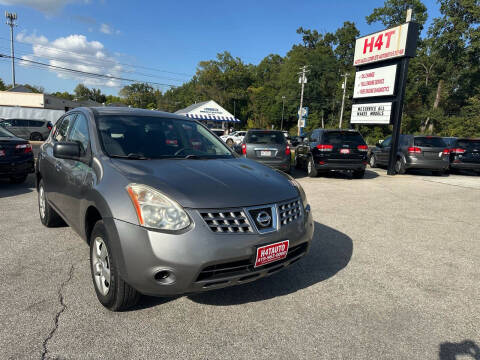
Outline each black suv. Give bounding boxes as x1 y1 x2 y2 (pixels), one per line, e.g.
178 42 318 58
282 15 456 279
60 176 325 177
369 135 450 175
448 138 480 174
294 129 368 178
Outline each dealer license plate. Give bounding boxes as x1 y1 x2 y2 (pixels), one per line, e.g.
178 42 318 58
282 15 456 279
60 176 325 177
254 240 289 267
260 150 272 157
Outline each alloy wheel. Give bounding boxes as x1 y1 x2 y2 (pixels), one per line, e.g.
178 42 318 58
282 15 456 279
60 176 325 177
92 237 111 296
39 185 46 219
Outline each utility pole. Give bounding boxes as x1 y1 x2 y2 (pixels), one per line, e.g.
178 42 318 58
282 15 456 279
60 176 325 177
297 65 309 136
281 95 286 130
5 11 17 87
338 72 350 128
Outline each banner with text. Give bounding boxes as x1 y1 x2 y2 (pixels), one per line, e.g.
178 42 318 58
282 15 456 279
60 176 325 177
351 102 393 124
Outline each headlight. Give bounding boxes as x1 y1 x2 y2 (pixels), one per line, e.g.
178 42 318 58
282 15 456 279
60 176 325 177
288 178 308 209
126 184 191 231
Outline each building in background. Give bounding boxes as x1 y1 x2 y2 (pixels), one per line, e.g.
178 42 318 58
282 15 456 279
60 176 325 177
175 100 240 133
0 87 101 123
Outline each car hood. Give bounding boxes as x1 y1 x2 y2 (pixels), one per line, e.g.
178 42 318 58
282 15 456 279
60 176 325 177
110 157 298 209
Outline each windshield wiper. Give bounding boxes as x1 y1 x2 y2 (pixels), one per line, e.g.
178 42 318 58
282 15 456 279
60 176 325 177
110 153 150 160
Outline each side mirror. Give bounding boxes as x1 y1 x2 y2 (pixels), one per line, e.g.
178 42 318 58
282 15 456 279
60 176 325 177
54 142 81 160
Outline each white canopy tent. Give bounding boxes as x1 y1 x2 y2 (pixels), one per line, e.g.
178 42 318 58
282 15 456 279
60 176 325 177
175 100 240 127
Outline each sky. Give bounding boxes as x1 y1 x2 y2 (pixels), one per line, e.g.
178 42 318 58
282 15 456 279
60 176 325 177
0 0 442 96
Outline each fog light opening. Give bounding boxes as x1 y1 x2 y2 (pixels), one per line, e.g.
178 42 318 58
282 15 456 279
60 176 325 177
154 269 175 284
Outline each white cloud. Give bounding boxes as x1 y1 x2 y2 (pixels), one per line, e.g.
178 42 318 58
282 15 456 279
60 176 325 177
100 23 120 35
17 32 123 87
0 0 89 13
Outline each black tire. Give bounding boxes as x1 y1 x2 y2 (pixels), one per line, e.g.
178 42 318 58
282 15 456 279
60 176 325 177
307 157 318 177
30 133 43 141
432 170 444 176
475 170 480 176
369 154 377 168
38 179 64 227
90 220 140 311
352 169 365 179
226 139 234 147
395 157 406 174
10 175 28 184
294 155 302 169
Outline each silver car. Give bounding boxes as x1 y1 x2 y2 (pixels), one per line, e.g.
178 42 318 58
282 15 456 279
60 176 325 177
36 107 314 311
0 118 53 141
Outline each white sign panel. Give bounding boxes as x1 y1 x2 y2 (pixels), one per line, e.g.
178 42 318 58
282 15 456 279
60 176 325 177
351 102 393 124
353 64 397 98
353 23 410 66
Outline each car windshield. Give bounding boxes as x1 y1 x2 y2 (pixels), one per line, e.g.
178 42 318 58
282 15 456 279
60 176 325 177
456 139 480 149
245 131 286 144
97 116 234 159
0 126 14 138
323 131 366 145
414 137 446 147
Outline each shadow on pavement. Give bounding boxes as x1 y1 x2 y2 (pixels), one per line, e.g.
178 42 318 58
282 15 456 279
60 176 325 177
292 168 378 180
439 340 480 360
188 221 353 306
0 174 35 198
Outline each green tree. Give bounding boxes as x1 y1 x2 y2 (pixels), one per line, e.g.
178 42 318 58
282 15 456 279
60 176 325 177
120 83 157 108
366 0 428 30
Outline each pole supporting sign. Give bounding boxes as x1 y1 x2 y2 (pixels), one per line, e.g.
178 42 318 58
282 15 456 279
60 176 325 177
350 18 419 175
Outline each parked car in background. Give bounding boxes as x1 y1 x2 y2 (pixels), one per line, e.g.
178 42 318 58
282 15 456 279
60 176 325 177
210 128 225 137
295 129 368 178
0 125 34 183
448 138 480 174
0 118 53 141
221 130 246 147
442 137 457 148
369 135 450 175
291 136 305 147
36 107 313 311
241 130 291 173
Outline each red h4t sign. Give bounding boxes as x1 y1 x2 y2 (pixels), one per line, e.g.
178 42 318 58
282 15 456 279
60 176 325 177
354 23 416 66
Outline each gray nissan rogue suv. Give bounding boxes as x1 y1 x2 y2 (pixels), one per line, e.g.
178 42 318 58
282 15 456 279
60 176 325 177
36 107 313 311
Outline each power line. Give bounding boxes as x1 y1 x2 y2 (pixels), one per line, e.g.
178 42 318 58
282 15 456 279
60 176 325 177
0 36 194 78
0 53 177 88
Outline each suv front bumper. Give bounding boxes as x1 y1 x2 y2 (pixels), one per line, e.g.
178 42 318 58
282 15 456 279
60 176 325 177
105 207 314 296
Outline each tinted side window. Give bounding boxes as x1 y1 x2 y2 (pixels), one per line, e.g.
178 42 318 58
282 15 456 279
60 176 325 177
382 137 392 147
323 131 366 146
15 119 28 127
54 114 75 142
28 120 44 127
67 114 90 153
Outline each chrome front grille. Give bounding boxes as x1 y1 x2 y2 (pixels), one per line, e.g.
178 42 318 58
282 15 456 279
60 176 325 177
200 210 253 233
200 198 302 234
278 199 302 226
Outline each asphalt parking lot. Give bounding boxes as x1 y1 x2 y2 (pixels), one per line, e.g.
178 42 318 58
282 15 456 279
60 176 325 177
0 168 479 359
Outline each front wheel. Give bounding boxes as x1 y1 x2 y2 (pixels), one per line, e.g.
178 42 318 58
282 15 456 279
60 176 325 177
30 133 43 141
38 179 63 227
294 155 302 169
90 220 140 311
369 154 377 168
226 139 234 147
432 170 444 176
307 157 318 177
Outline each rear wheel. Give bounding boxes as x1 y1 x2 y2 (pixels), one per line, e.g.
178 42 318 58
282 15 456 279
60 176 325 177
294 155 302 169
369 154 377 168
395 158 406 174
30 132 43 141
9 175 27 184
432 170 444 176
90 220 140 311
307 157 318 177
352 169 365 179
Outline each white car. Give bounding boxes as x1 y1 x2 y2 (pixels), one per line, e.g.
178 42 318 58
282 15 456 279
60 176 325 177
221 131 246 146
